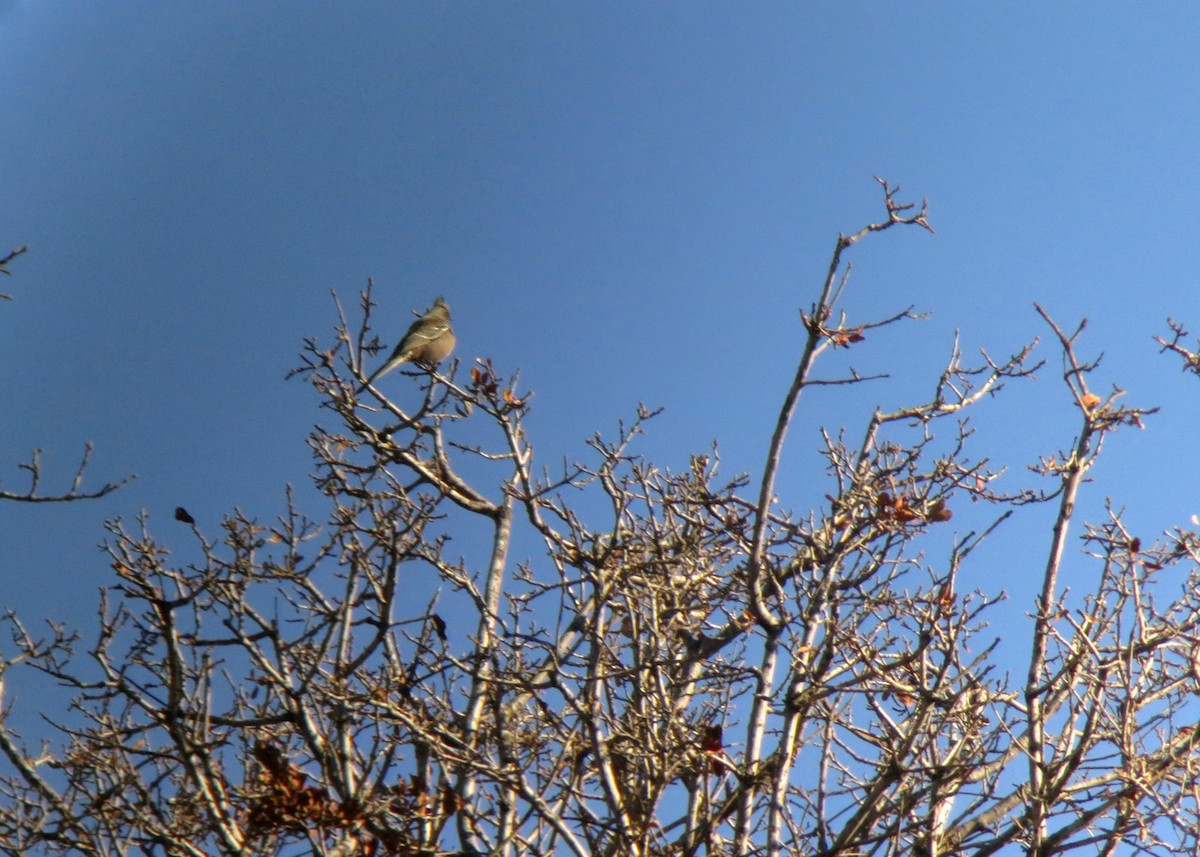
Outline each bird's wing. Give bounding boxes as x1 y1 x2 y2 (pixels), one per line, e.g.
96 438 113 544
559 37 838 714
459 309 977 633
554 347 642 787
403 318 451 345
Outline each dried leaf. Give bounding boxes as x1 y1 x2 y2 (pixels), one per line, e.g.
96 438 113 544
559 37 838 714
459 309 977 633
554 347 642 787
936 583 955 617
830 326 866 347
701 725 733 774
927 499 952 523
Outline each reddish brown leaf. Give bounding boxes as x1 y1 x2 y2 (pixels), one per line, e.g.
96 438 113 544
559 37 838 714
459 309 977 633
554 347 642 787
830 326 866 347
701 725 733 774
441 784 465 816
927 499 952 523
936 583 955 617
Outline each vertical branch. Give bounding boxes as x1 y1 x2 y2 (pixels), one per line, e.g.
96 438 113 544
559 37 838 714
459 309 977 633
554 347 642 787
747 177 933 627
456 492 514 851
736 178 933 855
1023 305 1108 851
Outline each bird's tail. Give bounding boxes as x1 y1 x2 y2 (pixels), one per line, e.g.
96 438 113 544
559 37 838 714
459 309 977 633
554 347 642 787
356 353 408 393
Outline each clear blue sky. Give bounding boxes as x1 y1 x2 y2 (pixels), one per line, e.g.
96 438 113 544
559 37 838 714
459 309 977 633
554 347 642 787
3 4 1200 673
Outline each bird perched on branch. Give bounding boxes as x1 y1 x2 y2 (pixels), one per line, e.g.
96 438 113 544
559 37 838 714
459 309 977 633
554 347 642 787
359 296 455 390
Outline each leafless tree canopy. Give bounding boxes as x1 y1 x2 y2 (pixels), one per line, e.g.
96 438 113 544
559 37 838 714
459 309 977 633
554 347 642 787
5 183 1200 857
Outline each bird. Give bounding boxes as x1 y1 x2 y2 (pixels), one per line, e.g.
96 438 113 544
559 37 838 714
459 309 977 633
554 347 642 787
359 296 455 390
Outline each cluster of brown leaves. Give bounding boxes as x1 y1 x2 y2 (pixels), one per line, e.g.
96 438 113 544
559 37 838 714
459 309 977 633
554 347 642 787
828 325 866 348
244 741 463 856
826 491 953 531
245 741 350 835
875 492 952 525
470 358 528 410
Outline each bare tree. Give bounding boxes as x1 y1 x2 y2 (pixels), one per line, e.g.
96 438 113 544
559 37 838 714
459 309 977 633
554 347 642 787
3 181 1200 857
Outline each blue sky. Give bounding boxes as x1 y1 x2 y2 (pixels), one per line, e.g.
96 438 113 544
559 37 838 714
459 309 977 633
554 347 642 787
3 4 1200 685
